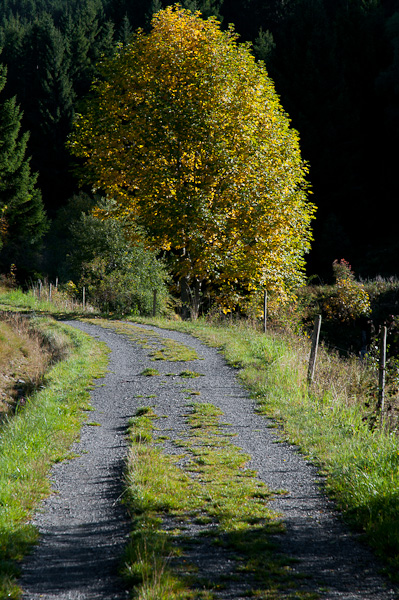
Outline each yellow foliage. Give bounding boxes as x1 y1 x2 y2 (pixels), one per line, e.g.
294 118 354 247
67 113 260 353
69 5 315 306
0 205 7 245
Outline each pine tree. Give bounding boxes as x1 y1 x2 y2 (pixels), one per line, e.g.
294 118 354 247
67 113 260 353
254 27 275 63
117 14 132 45
0 64 48 275
17 14 76 211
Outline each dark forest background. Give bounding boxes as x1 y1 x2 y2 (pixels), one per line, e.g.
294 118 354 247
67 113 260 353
1 0 398 282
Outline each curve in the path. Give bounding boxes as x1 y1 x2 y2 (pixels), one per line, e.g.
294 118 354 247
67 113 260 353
19 320 398 600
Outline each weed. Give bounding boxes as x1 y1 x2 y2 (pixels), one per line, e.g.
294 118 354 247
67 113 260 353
135 406 156 417
179 371 203 378
141 368 160 377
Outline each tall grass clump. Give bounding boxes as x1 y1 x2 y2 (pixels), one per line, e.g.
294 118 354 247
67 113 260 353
0 318 108 599
246 330 399 578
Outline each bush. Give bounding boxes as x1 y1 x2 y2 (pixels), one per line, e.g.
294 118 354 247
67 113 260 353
54 197 171 315
0 264 17 291
324 259 371 323
80 250 169 315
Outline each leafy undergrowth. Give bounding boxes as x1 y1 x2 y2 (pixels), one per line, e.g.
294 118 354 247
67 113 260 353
123 404 317 600
130 316 399 581
0 317 108 599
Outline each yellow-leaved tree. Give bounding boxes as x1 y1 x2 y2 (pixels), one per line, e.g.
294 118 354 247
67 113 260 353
69 5 315 316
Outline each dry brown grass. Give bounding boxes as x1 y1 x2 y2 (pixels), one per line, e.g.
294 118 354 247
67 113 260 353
0 313 55 420
274 330 377 407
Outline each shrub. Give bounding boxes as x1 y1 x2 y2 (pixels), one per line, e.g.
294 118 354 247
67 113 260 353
324 259 371 323
0 264 17 291
80 250 169 315
60 197 170 315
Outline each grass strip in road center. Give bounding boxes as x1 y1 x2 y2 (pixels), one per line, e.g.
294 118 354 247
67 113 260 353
123 404 317 600
83 319 199 362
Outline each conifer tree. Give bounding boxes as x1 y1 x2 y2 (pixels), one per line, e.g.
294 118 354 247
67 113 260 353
18 14 76 209
118 14 132 44
0 64 48 274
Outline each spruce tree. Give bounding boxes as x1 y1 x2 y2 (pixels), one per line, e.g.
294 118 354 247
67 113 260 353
19 14 75 210
117 14 132 45
0 64 48 275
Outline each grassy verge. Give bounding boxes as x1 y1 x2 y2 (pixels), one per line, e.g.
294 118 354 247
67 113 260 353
124 404 316 600
0 317 108 599
0 286 96 316
127 316 399 581
0 311 73 419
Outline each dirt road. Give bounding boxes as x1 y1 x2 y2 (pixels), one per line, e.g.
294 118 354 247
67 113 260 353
19 320 398 599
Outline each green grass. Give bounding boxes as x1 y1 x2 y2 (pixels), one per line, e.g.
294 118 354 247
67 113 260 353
141 367 161 377
0 317 108 599
0 287 91 316
179 371 203 378
123 404 317 600
128 316 399 581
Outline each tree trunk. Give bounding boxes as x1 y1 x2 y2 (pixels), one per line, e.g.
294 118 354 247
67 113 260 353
180 276 191 320
180 277 202 320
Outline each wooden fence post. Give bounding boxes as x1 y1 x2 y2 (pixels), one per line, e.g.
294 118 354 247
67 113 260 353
307 314 322 384
263 290 267 334
38 279 42 300
82 287 86 311
49 283 52 302
153 289 157 317
378 326 387 424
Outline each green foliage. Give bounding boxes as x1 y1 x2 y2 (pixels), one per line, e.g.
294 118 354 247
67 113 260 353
79 254 164 315
323 260 371 323
44 191 94 278
0 1 118 211
63 198 170 315
324 279 371 323
0 63 48 276
253 27 275 63
332 258 354 282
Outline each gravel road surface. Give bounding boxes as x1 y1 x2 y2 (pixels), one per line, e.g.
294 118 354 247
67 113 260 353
19 320 399 599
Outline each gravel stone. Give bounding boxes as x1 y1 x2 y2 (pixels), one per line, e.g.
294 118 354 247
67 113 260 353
19 320 399 599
